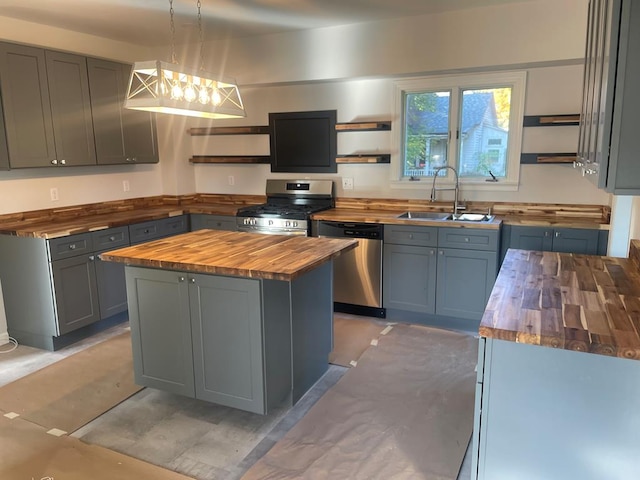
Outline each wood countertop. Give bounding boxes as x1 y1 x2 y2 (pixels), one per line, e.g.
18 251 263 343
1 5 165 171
480 248 640 360
99 229 358 281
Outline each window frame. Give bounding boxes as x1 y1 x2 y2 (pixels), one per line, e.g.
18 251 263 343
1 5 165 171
391 71 527 191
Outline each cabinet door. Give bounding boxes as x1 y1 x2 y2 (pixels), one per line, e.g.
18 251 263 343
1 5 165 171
86 58 127 165
189 274 265 414
383 244 437 314
160 215 189 237
45 51 96 166
125 267 195 397
436 248 497 321
94 255 127 319
190 214 237 231
509 226 553 252
552 228 599 254
0 42 56 168
51 254 100 335
120 64 159 164
0 90 9 171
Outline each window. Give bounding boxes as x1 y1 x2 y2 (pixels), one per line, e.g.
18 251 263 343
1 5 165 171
393 71 526 189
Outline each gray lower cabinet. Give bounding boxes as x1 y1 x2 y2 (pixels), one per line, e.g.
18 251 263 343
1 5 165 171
190 214 237 231
124 262 334 414
129 216 189 244
384 224 498 325
87 58 158 165
508 226 604 254
473 338 640 479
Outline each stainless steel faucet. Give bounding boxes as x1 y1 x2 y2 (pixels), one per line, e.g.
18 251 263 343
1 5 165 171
430 165 463 216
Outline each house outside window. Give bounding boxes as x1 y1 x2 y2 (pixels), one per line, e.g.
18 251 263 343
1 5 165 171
393 71 526 190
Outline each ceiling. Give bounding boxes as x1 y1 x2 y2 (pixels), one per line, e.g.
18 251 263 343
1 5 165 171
0 0 538 47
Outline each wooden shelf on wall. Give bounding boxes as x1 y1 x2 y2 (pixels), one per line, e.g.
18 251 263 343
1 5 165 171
189 155 271 164
335 121 391 132
520 153 577 164
188 126 270 136
336 154 390 164
523 114 580 127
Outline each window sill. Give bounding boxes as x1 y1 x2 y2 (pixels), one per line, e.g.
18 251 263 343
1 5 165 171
389 179 519 192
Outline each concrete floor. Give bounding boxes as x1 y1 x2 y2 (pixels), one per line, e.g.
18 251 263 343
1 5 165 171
0 321 473 480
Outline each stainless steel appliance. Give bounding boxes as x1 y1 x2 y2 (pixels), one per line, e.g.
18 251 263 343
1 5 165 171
315 221 385 318
236 179 335 236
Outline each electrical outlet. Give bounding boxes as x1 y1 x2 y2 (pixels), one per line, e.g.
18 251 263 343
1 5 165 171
342 177 354 190
228 175 235 186
122 180 130 192
50 187 59 202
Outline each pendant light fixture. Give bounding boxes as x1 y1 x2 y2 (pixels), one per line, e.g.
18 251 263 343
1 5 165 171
124 0 245 119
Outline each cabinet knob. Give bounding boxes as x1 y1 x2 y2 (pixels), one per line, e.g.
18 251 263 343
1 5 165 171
126 157 132 162
144 229 150 234
190 278 196 284
60 159 66 165
89 255 95 261
544 231 551 237
555 231 561 238
132 157 137 162
430 250 435 255
439 250 444 255
464 237 470 242
51 159 58 165
179 276 185 282
109 236 116 241
408 234 414 239
68 244 76 250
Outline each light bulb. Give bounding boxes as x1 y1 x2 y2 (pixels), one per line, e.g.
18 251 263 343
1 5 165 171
170 80 184 100
184 83 197 102
212 88 221 106
198 86 210 104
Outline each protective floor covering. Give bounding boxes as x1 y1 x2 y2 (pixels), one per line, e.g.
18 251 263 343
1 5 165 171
242 324 478 480
329 314 390 367
0 414 194 480
0 332 141 434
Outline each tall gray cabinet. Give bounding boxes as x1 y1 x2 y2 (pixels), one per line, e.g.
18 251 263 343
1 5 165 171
0 43 96 168
577 0 640 194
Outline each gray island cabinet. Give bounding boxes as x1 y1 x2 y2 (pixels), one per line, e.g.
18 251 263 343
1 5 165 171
101 229 357 415
473 249 640 479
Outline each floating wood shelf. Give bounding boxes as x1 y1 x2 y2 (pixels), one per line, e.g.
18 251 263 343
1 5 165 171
335 121 391 132
189 155 271 164
336 154 391 164
188 126 270 136
520 153 577 164
523 114 580 127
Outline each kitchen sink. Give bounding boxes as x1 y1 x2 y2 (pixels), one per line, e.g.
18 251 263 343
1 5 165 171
397 212 453 220
397 212 494 222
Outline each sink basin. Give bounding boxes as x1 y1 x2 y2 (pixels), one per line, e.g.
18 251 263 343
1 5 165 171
453 213 494 222
397 212 452 220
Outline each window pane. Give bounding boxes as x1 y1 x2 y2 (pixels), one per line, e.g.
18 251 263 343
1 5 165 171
403 91 450 178
458 87 511 178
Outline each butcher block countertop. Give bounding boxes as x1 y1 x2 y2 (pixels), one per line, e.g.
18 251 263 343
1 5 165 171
99 229 358 281
480 248 640 360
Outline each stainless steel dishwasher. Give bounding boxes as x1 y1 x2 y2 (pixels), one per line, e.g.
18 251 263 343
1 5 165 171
315 221 385 318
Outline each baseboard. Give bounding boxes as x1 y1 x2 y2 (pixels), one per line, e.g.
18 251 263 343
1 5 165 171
0 332 9 347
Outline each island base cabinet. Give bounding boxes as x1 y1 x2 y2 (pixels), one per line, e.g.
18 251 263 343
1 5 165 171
473 338 640 479
125 268 195 398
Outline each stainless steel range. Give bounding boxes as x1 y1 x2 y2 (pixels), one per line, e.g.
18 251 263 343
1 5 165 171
236 179 335 236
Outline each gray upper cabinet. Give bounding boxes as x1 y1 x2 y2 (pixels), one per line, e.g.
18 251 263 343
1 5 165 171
45 51 96 166
0 43 96 168
0 90 9 170
87 58 158 165
578 0 640 194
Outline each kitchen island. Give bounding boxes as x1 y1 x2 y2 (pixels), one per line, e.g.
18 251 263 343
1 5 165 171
473 248 640 479
100 229 357 414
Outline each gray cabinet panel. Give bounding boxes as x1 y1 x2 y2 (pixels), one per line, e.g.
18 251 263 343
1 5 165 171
51 254 100 335
87 59 158 165
48 233 93 261
44 50 96 166
0 42 56 168
435 248 497 320
190 214 237 231
383 244 437 314
384 224 438 247
125 267 195 397
91 226 129 250
129 220 163 244
509 226 553 251
190 274 265 414
160 215 189 236
551 227 599 254
438 227 498 251
0 90 9 170
509 226 600 255
95 256 127 319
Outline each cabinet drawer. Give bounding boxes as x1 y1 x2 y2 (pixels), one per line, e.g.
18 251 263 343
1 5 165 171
48 233 93 261
384 225 438 247
191 214 237 231
160 215 189 236
91 226 129 251
438 228 498 251
129 220 163 244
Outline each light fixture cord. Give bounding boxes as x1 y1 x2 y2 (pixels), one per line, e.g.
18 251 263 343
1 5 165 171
197 0 206 71
169 0 178 64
